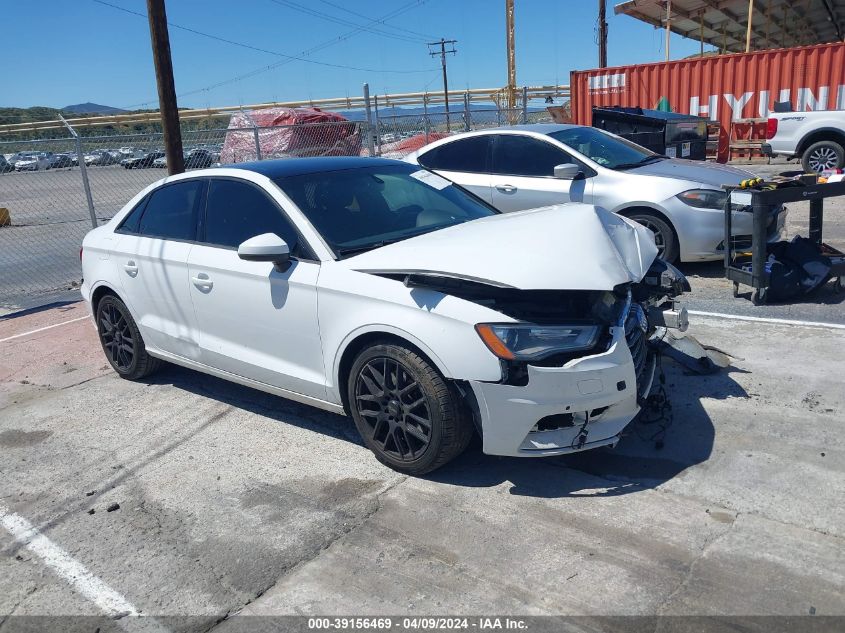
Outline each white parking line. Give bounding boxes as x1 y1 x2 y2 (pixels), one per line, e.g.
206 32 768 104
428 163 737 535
689 310 845 330
0 316 90 344
0 506 169 632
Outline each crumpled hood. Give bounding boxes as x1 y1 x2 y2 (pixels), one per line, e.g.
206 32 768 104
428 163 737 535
342 204 659 291
628 158 755 186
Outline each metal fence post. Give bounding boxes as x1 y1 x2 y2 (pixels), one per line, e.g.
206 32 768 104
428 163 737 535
464 92 471 131
522 86 529 124
240 108 262 160
253 125 262 161
374 95 382 155
60 115 98 229
423 95 430 143
363 83 376 157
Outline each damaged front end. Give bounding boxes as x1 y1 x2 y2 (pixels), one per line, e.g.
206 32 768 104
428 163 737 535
390 258 691 457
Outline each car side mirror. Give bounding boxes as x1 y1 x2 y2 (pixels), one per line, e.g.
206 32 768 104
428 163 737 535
237 233 291 271
553 163 582 180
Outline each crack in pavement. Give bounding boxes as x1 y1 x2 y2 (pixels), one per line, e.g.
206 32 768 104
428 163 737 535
654 511 740 619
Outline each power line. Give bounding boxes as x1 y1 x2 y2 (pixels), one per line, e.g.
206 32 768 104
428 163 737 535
316 0 437 40
93 0 433 76
267 0 427 43
117 0 436 108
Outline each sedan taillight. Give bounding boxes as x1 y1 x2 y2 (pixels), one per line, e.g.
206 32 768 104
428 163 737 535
79 247 83 263
766 117 778 139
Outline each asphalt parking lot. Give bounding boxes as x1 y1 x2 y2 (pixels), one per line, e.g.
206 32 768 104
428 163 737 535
1 294 843 628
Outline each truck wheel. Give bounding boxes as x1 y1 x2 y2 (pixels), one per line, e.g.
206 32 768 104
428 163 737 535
625 212 679 263
802 140 844 173
348 343 473 475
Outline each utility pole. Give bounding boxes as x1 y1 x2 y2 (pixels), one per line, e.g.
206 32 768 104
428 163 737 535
505 0 517 116
598 0 608 68
664 0 672 61
146 0 184 175
428 39 457 131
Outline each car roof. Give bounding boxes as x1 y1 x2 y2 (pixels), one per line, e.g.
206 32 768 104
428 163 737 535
231 156 407 179
487 123 580 134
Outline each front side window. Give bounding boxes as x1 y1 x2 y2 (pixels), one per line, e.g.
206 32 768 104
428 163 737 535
202 178 300 252
491 134 573 177
137 180 203 241
417 135 490 173
548 127 661 170
275 164 497 257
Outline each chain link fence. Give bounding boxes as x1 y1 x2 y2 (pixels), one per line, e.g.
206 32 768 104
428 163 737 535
0 103 554 311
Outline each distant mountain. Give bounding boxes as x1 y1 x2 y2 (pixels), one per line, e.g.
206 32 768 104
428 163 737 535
62 102 128 115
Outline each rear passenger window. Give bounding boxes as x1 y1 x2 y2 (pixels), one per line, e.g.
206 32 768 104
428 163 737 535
417 135 490 173
202 179 300 252
117 196 149 234
137 180 203 241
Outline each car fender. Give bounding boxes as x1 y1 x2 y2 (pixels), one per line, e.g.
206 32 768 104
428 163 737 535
318 265 508 403
332 323 453 389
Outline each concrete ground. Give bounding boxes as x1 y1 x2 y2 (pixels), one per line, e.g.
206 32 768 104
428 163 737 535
1 300 843 628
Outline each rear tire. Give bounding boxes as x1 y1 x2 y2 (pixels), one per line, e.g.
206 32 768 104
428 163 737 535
624 211 679 263
95 295 161 380
802 140 845 173
347 343 473 475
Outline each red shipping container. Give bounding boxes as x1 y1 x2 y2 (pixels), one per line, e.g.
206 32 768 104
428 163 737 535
570 43 845 162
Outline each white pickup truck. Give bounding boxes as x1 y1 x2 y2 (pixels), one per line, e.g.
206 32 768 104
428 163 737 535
763 109 845 173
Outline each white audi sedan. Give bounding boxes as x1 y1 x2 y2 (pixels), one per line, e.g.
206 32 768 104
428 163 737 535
81 157 688 474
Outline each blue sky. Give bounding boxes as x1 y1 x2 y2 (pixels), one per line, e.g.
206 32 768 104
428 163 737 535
5 0 714 110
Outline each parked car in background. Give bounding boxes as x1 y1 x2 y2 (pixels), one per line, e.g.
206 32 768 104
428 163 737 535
121 151 166 169
0 155 14 173
85 150 120 166
15 153 50 171
81 157 689 474
405 124 787 263
152 155 168 168
185 148 217 169
48 153 73 169
763 109 845 173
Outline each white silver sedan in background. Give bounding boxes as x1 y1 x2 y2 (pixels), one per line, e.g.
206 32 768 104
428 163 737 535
405 124 787 263
81 157 688 474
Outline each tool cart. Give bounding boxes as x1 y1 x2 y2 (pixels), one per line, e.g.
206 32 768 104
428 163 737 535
723 177 845 305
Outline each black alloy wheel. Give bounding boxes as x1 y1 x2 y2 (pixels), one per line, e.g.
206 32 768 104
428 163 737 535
95 294 161 380
348 343 473 475
355 356 433 461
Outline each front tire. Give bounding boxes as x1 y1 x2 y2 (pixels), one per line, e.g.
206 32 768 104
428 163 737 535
802 140 844 173
625 211 679 263
95 295 161 380
347 343 473 475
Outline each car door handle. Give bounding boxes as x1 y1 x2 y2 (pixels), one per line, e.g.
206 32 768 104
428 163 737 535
191 273 213 290
123 261 138 276
495 184 517 193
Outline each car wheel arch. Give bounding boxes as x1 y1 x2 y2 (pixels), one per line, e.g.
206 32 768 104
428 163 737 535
796 128 845 156
334 327 453 415
91 282 128 314
616 205 681 260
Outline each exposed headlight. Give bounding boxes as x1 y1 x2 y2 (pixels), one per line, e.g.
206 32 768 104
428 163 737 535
475 323 601 361
676 189 727 209
677 189 751 211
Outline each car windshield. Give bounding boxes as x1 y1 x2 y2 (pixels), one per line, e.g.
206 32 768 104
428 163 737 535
547 127 664 170
275 164 498 258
